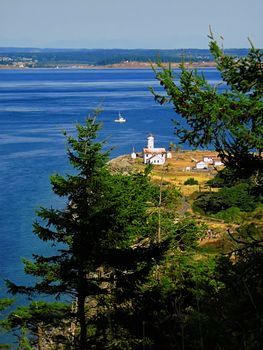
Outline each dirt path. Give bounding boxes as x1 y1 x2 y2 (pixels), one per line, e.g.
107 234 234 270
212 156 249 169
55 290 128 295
177 196 191 216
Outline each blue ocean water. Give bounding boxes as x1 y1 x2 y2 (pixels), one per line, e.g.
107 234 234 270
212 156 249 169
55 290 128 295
0 68 222 302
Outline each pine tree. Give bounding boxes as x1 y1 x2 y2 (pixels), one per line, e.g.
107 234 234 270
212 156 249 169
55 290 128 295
150 31 263 183
6 111 165 349
0 298 13 349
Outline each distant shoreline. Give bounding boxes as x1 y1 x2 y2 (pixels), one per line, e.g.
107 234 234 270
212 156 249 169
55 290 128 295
0 61 217 70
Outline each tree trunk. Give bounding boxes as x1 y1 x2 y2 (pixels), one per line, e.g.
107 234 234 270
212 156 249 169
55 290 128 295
78 291 88 350
78 267 88 350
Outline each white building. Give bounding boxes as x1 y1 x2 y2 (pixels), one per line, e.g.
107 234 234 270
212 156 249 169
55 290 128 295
143 134 167 165
195 161 208 170
203 156 224 167
167 151 172 159
213 158 224 166
203 156 214 164
131 147 137 159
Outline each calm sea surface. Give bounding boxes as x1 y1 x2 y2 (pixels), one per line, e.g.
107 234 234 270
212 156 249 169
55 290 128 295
0 68 222 300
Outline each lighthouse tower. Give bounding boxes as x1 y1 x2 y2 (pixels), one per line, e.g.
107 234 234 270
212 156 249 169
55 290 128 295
147 133 154 149
143 133 167 165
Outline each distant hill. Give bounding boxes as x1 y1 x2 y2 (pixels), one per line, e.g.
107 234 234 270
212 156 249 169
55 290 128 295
0 48 250 67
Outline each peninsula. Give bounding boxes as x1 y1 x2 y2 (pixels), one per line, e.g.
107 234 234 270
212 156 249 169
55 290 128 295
0 47 248 69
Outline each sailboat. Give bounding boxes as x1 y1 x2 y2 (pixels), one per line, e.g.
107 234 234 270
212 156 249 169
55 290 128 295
114 112 126 123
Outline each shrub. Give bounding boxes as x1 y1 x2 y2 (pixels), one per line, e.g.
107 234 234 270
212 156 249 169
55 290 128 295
184 178 199 185
214 207 243 223
193 183 258 215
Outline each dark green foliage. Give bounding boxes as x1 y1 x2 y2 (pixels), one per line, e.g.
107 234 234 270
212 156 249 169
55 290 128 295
130 223 218 350
3 301 70 329
207 166 239 187
89 218 208 350
219 182 257 211
214 206 243 223
184 177 199 185
150 32 263 183
193 183 259 215
166 217 206 250
205 247 263 350
0 299 13 313
141 34 263 349
243 204 263 222
0 298 13 350
127 225 263 350
209 35 263 98
2 302 72 349
232 222 263 246
160 185 182 210
5 111 166 349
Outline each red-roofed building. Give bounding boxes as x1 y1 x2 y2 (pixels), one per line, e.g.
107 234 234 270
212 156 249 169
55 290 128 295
143 134 168 165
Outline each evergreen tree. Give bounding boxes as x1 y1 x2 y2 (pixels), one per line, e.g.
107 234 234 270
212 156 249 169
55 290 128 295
6 112 164 349
0 298 13 349
149 32 263 349
150 30 263 183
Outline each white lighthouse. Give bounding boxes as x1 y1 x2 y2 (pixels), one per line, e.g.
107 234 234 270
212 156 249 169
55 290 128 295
143 134 167 165
147 134 154 149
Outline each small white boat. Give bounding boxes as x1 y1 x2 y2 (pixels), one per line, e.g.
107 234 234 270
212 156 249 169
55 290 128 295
114 112 126 123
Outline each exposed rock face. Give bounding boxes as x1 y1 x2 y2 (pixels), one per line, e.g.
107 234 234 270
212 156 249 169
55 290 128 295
108 155 139 174
38 323 75 350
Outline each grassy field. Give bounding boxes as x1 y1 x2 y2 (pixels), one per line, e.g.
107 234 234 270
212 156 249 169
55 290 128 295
110 150 222 195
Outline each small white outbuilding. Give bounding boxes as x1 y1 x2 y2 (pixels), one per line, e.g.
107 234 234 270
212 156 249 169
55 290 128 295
131 147 137 159
203 156 224 167
213 158 224 166
203 156 214 164
195 161 208 170
167 151 172 159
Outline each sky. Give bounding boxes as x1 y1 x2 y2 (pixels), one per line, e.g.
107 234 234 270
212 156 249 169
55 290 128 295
0 0 262 49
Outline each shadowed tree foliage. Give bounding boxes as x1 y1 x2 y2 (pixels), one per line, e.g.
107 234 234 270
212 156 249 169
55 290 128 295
0 298 13 349
5 111 166 349
148 32 263 350
2 301 71 349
